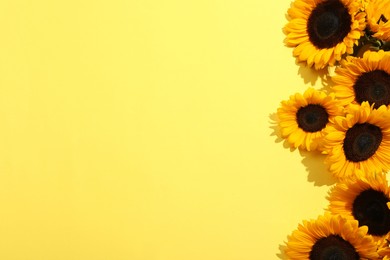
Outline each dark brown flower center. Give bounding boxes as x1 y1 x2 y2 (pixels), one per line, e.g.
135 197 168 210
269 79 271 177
352 189 390 236
354 70 390 109
310 235 359 260
343 123 382 162
307 0 352 49
296 104 329 132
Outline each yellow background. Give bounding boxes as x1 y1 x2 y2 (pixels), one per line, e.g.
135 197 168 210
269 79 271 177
0 1 337 259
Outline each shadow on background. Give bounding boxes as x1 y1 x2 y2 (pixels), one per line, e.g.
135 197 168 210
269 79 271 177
297 62 333 92
277 243 287 260
269 112 336 187
300 150 336 187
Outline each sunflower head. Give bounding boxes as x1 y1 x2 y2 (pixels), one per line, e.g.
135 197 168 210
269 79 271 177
277 88 343 151
332 50 390 108
366 0 390 41
285 214 379 259
284 0 366 69
327 172 390 239
324 102 390 179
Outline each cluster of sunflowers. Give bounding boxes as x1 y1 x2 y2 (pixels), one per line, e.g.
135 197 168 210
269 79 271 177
279 0 390 259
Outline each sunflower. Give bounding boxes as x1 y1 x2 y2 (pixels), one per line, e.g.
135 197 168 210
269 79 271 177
378 233 390 260
324 102 390 179
285 214 378 259
284 0 366 69
277 88 343 151
327 172 390 240
332 50 390 109
366 0 390 41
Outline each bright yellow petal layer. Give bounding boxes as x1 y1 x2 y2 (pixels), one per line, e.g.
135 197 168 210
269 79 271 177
324 102 390 179
332 50 390 108
285 214 379 259
277 88 344 151
366 0 390 41
284 0 366 69
327 172 390 241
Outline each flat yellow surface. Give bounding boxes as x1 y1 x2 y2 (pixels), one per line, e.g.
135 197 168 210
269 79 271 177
0 1 336 259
